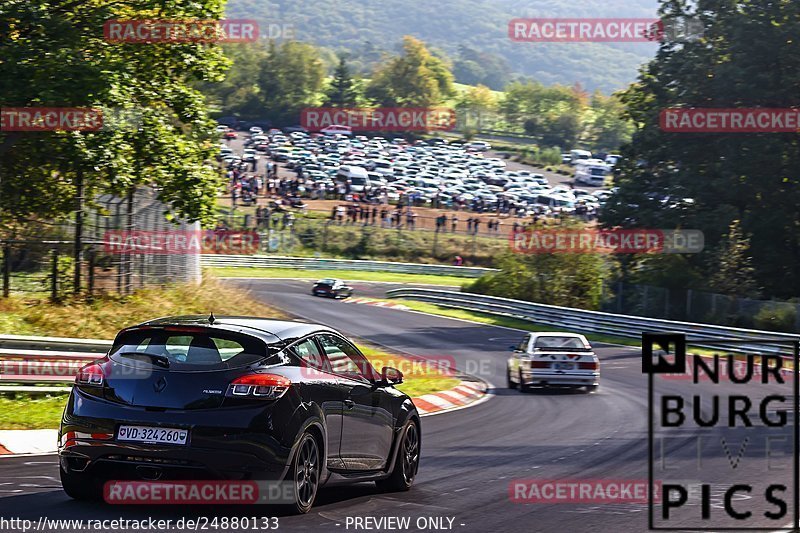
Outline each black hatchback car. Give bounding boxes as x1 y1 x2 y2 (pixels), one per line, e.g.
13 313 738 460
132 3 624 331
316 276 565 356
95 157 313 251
311 279 353 299
58 316 420 513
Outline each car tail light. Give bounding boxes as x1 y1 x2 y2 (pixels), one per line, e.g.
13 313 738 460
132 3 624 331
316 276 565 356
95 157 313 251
229 374 291 400
579 361 599 370
76 362 105 387
530 361 550 369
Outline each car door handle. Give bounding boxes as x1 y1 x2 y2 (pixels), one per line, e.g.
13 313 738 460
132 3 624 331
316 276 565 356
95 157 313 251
344 399 355 409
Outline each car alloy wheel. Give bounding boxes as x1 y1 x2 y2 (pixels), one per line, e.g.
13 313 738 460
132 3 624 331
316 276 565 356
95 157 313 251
294 433 320 512
402 423 420 485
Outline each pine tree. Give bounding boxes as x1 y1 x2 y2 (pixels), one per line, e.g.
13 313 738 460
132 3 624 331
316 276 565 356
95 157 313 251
324 57 361 107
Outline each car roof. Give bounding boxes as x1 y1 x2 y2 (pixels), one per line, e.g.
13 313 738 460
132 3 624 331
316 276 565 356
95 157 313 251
130 316 338 344
531 332 588 339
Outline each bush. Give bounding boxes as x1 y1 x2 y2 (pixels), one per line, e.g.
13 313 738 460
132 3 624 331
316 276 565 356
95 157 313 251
753 304 797 332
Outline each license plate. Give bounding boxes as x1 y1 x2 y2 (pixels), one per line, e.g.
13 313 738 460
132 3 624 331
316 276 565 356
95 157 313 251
117 425 188 445
553 362 576 371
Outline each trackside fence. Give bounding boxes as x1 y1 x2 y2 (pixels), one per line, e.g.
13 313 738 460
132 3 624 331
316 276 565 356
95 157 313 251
385 288 800 355
200 255 496 278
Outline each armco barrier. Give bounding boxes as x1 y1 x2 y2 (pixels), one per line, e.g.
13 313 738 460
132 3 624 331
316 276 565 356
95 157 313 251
385 288 800 355
0 335 110 390
200 255 496 278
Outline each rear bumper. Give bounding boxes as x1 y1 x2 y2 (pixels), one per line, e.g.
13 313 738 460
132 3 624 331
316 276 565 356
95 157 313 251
59 390 292 482
521 370 599 387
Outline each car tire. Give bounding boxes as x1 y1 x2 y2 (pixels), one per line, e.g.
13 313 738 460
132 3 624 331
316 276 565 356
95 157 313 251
376 420 420 493
587 384 600 393
518 369 529 392
286 432 321 514
60 465 103 501
507 368 517 389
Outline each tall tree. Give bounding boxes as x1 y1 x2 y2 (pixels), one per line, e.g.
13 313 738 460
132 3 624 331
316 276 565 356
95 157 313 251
258 41 325 125
601 0 800 298
323 56 361 107
365 36 454 107
0 0 228 233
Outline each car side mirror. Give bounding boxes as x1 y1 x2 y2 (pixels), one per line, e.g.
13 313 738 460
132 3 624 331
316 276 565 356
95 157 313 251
381 366 403 386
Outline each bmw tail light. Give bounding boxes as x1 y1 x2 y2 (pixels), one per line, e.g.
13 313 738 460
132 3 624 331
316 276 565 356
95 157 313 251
530 361 550 369
76 362 105 387
229 374 291 400
579 361 599 370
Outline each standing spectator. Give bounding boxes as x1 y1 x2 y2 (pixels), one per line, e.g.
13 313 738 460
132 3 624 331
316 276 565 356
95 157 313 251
473 218 481 235
453 255 464 266
451 214 458 233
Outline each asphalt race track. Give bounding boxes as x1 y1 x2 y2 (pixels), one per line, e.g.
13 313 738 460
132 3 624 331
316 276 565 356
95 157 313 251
0 278 794 532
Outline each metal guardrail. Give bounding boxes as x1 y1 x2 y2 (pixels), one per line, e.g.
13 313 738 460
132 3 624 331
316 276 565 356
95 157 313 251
385 288 800 355
201 255 496 278
0 335 109 391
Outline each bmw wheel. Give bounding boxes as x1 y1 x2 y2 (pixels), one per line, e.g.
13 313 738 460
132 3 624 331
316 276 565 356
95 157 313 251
507 368 518 389
518 369 529 392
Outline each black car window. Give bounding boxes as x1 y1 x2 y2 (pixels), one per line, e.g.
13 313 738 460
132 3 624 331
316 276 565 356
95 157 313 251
316 334 378 382
110 328 276 370
290 338 331 371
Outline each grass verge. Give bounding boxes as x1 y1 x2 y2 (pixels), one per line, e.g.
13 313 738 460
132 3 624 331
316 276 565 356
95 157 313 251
0 394 69 430
208 267 468 287
0 277 288 339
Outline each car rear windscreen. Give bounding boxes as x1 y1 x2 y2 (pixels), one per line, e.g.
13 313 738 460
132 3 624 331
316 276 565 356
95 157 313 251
110 328 280 370
534 337 589 350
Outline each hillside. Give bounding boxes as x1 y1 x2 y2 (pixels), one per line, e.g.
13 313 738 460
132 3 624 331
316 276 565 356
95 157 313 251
226 0 660 93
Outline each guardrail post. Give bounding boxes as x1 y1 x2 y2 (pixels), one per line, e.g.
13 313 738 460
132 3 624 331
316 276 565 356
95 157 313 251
87 248 95 300
686 289 693 320
2 243 9 298
50 250 59 301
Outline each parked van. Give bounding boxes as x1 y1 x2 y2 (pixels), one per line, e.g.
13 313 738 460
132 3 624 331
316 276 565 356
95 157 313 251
569 149 592 165
574 159 610 187
335 165 371 193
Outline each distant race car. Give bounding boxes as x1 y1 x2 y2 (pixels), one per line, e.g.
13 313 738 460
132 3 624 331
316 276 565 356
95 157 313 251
507 332 599 392
311 279 353 299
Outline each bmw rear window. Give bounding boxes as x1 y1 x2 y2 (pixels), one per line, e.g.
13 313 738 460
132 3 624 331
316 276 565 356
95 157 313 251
534 336 590 350
109 328 280 370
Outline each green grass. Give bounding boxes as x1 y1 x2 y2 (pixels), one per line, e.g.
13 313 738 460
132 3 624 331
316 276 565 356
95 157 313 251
0 277 288 339
208 267 468 286
358 344 461 398
0 394 69 430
